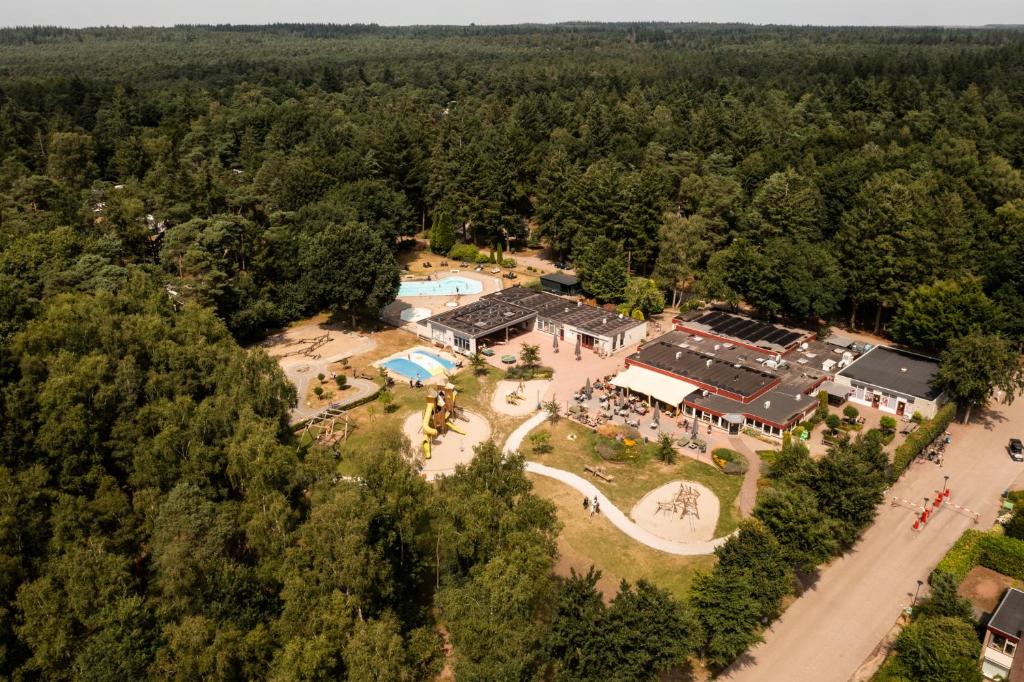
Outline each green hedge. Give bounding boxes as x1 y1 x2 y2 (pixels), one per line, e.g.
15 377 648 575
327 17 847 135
890 401 957 482
934 530 1024 584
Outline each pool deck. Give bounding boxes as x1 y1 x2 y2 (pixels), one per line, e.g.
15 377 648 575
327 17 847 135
381 270 503 336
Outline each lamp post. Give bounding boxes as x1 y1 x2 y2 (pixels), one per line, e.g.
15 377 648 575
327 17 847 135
913 579 924 606
943 475 950 495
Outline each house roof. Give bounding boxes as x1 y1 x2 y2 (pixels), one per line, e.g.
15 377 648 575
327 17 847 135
484 288 643 337
676 309 809 354
425 298 537 339
540 271 579 286
629 335 780 399
688 384 817 427
990 588 1024 640
836 345 942 401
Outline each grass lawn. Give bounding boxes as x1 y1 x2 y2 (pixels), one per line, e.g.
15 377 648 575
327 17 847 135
529 475 714 602
527 419 743 538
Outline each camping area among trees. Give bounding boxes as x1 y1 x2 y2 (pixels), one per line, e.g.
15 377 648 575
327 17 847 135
1 22 1024 679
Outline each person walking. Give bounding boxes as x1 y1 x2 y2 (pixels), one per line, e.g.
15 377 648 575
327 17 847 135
593 498 601 516
583 496 590 512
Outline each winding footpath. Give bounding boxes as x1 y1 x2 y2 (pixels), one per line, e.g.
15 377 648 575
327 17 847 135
505 412 731 556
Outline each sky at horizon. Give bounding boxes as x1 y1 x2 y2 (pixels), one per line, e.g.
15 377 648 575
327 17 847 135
2 0 1022 30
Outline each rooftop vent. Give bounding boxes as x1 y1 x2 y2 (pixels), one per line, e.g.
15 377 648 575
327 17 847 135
705 359 713 368
764 400 771 409
675 351 682 359
602 317 608 325
714 344 721 352
900 367 907 373
795 393 802 401
564 307 569 313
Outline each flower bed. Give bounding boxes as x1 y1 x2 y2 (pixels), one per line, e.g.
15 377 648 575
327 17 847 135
711 448 748 476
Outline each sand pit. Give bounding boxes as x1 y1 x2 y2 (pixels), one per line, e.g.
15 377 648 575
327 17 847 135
491 379 551 416
401 409 492 480
261 320 374 367
630 480 719 543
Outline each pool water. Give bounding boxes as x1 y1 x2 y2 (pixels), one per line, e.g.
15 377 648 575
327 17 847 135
382 351 456 380
398 276 482 297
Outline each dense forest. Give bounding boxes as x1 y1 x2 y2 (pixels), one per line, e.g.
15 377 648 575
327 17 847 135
1 23 1024 679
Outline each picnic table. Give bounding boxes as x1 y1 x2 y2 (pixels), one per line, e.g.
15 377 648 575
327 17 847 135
584 465 614 482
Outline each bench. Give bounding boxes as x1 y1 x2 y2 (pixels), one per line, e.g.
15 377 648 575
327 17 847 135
584 465 614 482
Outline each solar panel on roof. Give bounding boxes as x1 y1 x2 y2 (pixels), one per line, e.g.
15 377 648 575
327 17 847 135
761 329 788 344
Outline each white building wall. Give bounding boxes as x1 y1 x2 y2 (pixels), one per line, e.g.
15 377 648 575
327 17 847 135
832 374 940 419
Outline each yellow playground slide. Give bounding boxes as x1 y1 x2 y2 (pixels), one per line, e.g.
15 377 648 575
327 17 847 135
421 386 466 459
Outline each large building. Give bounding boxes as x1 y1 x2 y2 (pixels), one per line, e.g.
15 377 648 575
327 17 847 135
833 345 945 419
421 286 646 356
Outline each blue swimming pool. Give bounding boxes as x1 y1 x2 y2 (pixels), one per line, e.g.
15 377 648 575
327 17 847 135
381 351 457 380
399 276 483 297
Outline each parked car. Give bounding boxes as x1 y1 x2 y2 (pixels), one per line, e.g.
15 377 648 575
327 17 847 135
1010 438 1024 462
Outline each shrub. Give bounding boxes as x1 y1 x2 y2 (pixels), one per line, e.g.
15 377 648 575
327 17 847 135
501 258 517 268
1005 509 1024 541
448 243 480 262
529 431 553 454
934 529 1024 584
475 253 492 264
317 372 325 382
631 309 645 321
891 402 957 480
655 433 676 464
313 386 324 398
825 414 841 431
842 405 859 423
335 374 348 389
879 415 897 433
712 448 748 475
524 278 542 291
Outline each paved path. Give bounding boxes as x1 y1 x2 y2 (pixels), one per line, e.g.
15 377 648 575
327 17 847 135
289 375 378 423
723 399 1024 682
728 436 763 516
506 412 731 556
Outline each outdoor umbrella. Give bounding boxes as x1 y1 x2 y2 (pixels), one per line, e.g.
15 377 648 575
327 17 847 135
584 378 592 400
652 403 660 425
691 417 699 439
575 334 582 361
552 331 559 353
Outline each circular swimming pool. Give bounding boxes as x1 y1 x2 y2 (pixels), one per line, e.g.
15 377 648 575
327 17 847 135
398 276 483 297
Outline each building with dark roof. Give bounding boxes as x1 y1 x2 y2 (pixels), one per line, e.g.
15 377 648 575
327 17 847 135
539 271 581 296
674 308 812 355
833 345 945 419
420 286 646 356
616 328 846 437
983 588 1024 681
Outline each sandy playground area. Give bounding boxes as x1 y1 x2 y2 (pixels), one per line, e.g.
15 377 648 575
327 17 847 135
260 320 375 367
490 379 551 416
630 480 720 543
402 409 492 480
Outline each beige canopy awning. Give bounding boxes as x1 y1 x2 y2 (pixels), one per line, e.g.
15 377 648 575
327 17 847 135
611 365 698 407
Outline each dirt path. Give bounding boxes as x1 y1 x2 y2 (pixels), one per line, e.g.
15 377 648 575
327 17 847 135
722 399 1024 682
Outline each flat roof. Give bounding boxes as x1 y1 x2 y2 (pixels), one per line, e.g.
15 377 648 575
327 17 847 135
990 589 1024 639
484 288 643 337
540 271 579 286
425 298 537 338
689 384 816 426
836 345 942 401
629 335 779 399
677 309 808 353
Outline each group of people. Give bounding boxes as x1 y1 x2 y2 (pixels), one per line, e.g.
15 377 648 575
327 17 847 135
582 495 601 517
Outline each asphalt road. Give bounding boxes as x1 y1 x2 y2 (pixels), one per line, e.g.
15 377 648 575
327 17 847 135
723 398 1024 682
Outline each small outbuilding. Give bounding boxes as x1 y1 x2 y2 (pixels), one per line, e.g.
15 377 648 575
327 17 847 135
539 271 582 296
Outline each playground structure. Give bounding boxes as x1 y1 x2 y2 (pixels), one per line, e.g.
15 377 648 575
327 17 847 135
279 333 331 360
505 380 526 405
302 404 353 445
421 383 467 459
656 483 703 532
631 480 719 543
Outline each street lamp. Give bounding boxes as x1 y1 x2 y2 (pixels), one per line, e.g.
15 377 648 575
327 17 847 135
943 475 950 494
913 579 924 606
